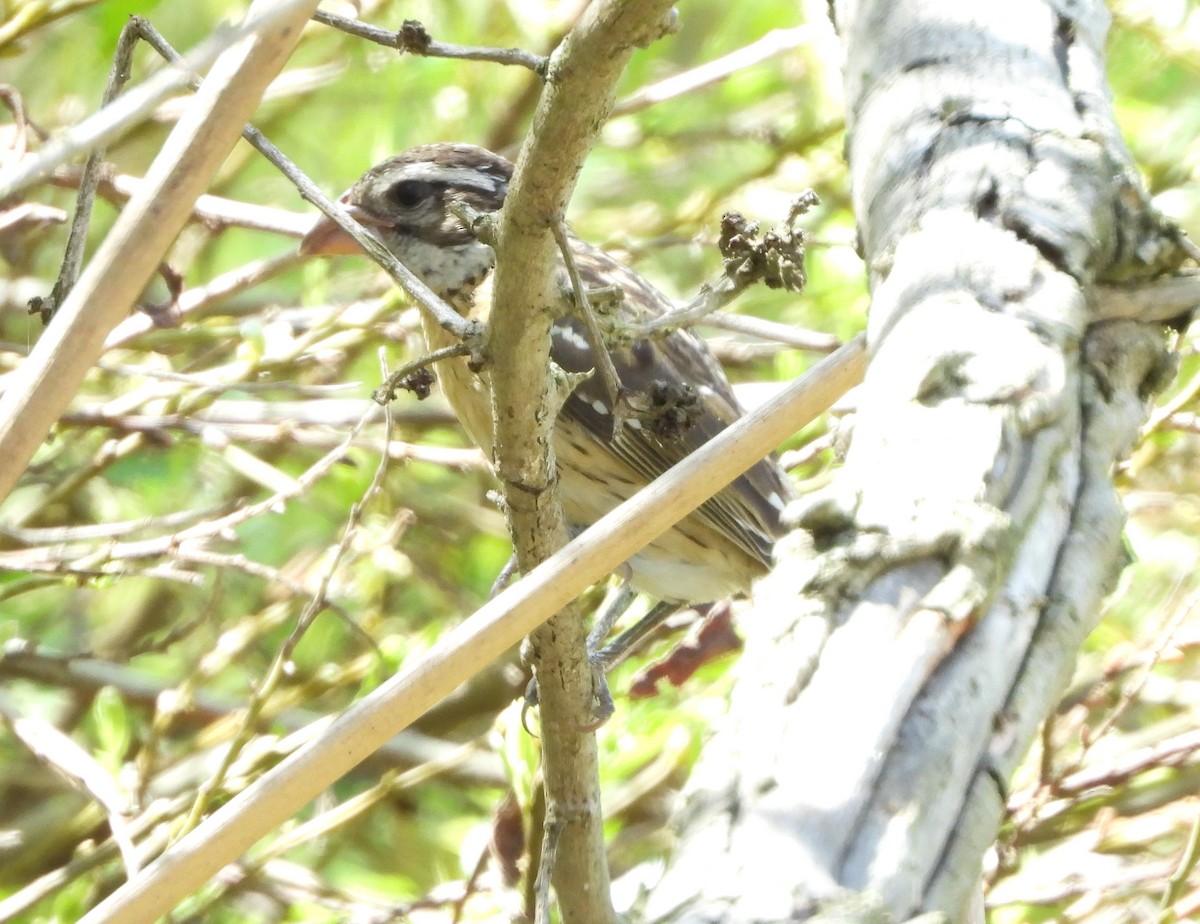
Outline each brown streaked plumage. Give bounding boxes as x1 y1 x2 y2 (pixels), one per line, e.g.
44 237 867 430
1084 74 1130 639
302 143 792 603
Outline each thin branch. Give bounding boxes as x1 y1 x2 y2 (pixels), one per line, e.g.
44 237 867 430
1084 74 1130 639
0 567 204 604
373 342 471 404
0 0 104 47
78 336 864 924
551 221 626 417
48 165 313 237
0 200 66 235
1094 273 1200 324
0 0 317 199
311 11 548 75
105 252 305 348
1159 809 1200 921
535 808 564 924
778 430 835 472
704 311 841 352
612 25 812 116
27 19 142 321
1043 728 1200 797
53 406 483 468
625 201 815 339
0 689 141 876
0 507 215 544
631 275 742 338
0 0 323 506
0 85 31 163
122 16 482 350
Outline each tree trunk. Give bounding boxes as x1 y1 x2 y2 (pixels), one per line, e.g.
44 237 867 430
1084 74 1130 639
646 1 1188 921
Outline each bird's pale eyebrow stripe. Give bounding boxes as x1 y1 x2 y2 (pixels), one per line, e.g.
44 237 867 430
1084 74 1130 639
398 165 502 192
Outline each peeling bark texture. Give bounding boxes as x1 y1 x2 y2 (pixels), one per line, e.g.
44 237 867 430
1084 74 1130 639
646 2 1189 923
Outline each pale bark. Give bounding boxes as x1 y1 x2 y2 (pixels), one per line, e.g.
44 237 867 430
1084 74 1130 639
647 2 1189 922
488 4 678 922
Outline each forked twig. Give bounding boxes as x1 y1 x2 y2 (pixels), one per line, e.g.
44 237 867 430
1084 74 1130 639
373 342 471 404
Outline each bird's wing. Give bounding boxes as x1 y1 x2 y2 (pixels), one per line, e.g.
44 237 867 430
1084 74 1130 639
548 239 793 565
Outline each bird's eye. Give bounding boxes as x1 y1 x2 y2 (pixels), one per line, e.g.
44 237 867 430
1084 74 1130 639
388 179 432 208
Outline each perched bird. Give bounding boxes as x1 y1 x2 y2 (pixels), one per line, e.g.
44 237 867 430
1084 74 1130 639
301 143 790 608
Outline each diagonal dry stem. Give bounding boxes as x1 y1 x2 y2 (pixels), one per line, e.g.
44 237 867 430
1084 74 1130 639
78 335 864 924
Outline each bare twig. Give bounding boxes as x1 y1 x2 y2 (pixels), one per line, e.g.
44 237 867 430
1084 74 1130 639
105 252 305 348
0 201 67 235
612 26 812 116
704 311 841 352
551 221 626 419
1043 728 1200 798
48 165 313 237
0 689 140 876
626 201 815 338
0 0 323 507
0 0 104 48
374 342 471 404
0 85 31 161
535 808 564 924
1094 273 1200 324
27 20 142 322
0 536 349 614
0 0 317 199
312 11 548 75
179 373 391 837
79 335 864 924
122 16 482 350
778 430 835 472
53 405 481 467
1159 809 1200 921
630 274 744 338
0 507 215 544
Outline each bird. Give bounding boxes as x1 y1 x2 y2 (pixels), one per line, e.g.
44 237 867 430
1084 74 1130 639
301 143 792 683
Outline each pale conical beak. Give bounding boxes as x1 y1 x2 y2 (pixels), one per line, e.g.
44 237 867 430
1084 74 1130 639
299 201 374 257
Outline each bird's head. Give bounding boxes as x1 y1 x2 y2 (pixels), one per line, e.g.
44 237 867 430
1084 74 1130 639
301 143 513 298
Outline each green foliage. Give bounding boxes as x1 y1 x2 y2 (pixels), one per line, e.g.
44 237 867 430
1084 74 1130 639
0 0 1198 921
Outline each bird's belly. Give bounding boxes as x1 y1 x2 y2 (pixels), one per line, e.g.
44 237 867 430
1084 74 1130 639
419 314 496 458
553 421 765 603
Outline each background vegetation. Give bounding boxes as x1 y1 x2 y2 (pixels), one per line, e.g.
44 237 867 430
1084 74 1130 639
0 0 1197 920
